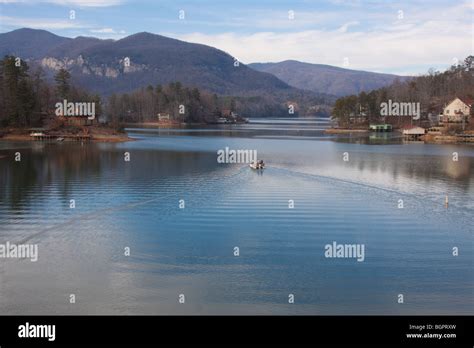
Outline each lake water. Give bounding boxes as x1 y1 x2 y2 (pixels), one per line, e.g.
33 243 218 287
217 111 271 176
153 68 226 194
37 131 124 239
0 118 472 315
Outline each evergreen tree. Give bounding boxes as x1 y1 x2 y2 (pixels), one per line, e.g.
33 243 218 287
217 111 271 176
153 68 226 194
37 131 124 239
55 68 71 100
0 56 35 126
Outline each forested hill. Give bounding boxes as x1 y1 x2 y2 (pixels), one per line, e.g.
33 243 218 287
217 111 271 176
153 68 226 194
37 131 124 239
332 56 474 125
249 60 408 96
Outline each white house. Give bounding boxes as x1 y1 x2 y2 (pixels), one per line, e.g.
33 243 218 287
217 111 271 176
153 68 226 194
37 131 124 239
442 97 473 123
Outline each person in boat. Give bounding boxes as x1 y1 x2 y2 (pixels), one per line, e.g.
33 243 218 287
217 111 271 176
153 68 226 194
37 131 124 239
250 159 265 169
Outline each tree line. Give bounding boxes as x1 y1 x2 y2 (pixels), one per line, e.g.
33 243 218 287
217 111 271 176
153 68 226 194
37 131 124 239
106 85 334 123
0 54 334 129
107 82 230 126
0 55 235 128
332 56 474 126
0 56 102 128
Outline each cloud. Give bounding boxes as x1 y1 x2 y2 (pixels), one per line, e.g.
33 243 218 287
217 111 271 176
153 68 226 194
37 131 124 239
337 21 359 33
90 27 124 34
171 17 470 74
89 27 126 38
166 1 472 74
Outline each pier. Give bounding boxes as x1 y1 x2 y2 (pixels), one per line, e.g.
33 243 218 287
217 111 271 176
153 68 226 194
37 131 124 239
30 133 91 142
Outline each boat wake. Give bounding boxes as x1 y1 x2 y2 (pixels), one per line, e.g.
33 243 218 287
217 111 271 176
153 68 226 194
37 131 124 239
264 164 473 230
15 166 249 245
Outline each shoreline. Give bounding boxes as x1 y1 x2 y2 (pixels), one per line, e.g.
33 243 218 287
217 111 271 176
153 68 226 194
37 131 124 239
325 127 474 144
3 125 473 145
420 133 474 144
0 127 134 143
124 122 184 128
1 134 133 143
125 121 248 128
324 128 369 134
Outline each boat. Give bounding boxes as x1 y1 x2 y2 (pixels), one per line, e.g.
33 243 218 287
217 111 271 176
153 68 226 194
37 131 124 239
249 160 265 170
56 137 65 142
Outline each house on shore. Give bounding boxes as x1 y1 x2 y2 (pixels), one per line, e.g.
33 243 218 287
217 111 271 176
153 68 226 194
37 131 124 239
219 109 245 124
222 109 239 119
157 113 170 122
441 97 473 123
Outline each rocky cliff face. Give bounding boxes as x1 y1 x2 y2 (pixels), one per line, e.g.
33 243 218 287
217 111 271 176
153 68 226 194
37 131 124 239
39 55 147 78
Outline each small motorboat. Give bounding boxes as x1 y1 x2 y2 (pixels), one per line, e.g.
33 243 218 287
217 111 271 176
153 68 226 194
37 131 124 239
56 137 65 142
249 160 265 170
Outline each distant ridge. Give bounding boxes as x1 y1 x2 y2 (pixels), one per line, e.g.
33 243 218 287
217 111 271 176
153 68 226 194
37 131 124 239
249 60 409 96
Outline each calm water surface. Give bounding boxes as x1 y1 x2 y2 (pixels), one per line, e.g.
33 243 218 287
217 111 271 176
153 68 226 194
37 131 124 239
0 118 472 314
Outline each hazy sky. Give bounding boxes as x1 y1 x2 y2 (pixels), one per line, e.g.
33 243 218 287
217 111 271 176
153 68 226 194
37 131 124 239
0 0 472 75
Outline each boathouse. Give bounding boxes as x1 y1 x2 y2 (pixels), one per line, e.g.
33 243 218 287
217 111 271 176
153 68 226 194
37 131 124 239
402 126 425 139
369 124 392 132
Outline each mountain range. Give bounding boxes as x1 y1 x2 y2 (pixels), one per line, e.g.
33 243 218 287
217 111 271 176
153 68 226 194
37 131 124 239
249 61 409 97
0 28 293 97
0 28 406 98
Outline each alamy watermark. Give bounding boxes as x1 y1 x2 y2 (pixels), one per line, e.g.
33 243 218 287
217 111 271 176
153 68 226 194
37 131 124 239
18 322 55 341
324 241 365 262
0 241 38 262
380 99 420 120
217 147 257 164
55 99 95 120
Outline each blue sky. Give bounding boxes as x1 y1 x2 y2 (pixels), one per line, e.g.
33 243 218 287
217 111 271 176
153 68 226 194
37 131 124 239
0 0 472 74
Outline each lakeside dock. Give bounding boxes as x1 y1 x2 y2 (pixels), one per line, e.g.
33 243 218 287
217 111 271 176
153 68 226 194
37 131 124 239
0 127 132 143
29 133 92 142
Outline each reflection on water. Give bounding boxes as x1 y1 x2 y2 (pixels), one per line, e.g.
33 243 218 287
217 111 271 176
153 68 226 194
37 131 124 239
0 118 472 315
